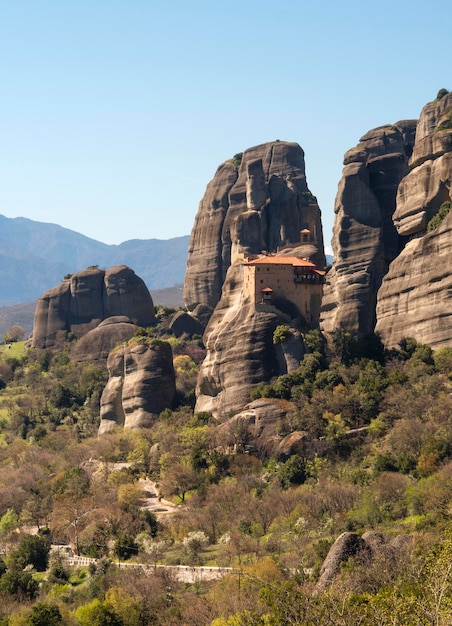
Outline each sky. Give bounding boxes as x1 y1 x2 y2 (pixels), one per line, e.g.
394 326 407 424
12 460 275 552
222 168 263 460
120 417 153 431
0 0 450 252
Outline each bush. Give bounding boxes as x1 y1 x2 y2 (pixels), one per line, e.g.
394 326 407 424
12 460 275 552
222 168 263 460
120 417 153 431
114 534 138 561
273 325 292 344
427 201 452 231
436 88 449 101
232 152 243 170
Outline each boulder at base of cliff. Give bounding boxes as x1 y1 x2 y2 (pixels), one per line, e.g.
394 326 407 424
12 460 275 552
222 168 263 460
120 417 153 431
168 310 205 337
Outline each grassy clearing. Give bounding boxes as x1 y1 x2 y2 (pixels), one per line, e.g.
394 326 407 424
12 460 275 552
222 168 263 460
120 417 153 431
0 341 27 359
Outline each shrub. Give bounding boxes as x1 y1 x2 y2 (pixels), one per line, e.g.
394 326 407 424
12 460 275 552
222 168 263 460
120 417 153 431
232 152 243 170
273 325 292 344
427 201 452 231
436 88 449 101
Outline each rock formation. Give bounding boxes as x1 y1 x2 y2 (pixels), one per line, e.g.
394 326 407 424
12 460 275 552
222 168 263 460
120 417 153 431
393 92 452 236
70 316 139 362
322 91 452 347
320 121 417 336
168 310 205 338
375 93 452 347
315 530 411 592
32 265 155 349
315 532 367 592
375 210 452 349
184 141 325 317
188 141 325 419
194 263 307 419
214 398 299 456
98 339 176 433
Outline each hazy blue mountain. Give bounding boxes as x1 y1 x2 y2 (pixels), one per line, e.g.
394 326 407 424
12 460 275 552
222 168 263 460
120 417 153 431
0 214 189 306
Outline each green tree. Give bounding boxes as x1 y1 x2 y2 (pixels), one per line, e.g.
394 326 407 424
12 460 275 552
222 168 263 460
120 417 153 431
0 508 19 540
0 570 38 599
3 325 25 343
73 598 123 626
26 603 63 626
10 534 50 571
273 325 292 345
278 456 306 488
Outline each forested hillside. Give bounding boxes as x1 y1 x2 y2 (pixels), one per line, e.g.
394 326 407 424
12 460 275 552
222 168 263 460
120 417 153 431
1 311 452 624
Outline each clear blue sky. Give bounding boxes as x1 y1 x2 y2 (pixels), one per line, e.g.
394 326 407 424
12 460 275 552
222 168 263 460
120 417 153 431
0 0 450 251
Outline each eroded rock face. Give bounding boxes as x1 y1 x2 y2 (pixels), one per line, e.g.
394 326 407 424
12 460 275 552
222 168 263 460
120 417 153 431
321 122 417 336
184 141 325 316
315 532 367 593
70 316 139 362
168 310 205 337
195 264 306 419
394 92 452 236
315 530 411 592
375 210 452 349
374 93 452 348
32 265 155 349
98 340 176 434
214 398 298 456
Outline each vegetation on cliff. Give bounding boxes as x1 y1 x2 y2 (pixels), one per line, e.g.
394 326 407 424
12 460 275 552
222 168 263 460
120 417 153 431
1 313 452 623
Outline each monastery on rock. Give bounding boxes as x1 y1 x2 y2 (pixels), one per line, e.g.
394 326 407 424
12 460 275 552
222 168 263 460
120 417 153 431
242 254 325 327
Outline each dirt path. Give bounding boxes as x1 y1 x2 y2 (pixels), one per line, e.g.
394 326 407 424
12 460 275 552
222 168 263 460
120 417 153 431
138 478 180 517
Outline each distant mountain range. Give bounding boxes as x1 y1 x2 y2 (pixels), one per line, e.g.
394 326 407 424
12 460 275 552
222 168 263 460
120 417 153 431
0 214 189 306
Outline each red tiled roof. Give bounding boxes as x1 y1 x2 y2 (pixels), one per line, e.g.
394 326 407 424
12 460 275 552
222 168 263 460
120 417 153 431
244 255 316 267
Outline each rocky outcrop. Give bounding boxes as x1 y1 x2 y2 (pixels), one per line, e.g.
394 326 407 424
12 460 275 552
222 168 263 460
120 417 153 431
98 339 176 434
194 263 307 419
168 310 205 337
321 122 417 336
32 265 155 349
315 532 367 592
70 316 139 362
393 92 452 236
375 210 452 349
214 398 298 456
315 530 411 592
322 92 452 345
184 141 325 317
374 93 452 348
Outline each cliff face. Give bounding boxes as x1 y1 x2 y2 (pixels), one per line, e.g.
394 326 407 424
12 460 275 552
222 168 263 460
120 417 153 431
322 91 452 348
393 93 452 236
320 121 417 336
195 263 307 419
32 265 155 349
189 141 325 419
375 211 452 349
98 340 176 433
184 141 325 316
374 94 452 348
